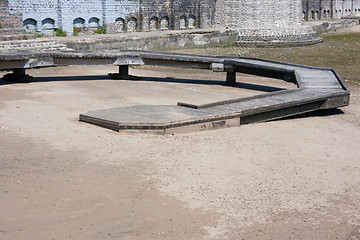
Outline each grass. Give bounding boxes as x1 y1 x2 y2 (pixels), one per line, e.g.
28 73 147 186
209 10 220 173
324 33 360 40
174 32 360 84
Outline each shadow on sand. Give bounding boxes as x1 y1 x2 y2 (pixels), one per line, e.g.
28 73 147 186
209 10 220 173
0 75 286 93
1 74 342 121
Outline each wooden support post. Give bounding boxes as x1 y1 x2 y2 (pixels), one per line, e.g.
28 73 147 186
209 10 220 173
226 71 236 85
118 65 129 76
13 68 26 76
108 65 139 80
2 68 33 82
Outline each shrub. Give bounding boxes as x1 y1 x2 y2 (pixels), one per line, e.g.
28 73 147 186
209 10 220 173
73 27 81 36
55 28 67 37
94 27 106 34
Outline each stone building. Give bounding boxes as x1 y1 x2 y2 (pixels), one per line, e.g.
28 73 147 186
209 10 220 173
1 0 358 44
303 0 360 21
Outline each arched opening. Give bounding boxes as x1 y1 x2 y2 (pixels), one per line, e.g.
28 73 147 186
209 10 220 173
150 16 159 31
315 10 319 20
311 11 315 20
188 15 196 28
89 17 100 28
160 16 169 30
23 18 37 33
179 16 186 29
323 10 327 19
73 17 85 29
115 18 125 32
41 18 55 34
127 17 137 32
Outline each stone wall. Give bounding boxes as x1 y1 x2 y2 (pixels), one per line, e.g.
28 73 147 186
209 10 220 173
303 0 360 21
0 0 22 32
4 0 360 37
63 29 237 51
215 0 321 45
1 0 358 46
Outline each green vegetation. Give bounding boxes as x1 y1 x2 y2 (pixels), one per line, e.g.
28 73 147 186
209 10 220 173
73 27 81 36
31 32 43 37
324 33 360 40
174 32 360 85
55 28 67 37
94 27 106 34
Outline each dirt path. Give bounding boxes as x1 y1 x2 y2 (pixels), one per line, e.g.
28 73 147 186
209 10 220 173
0 64 359 239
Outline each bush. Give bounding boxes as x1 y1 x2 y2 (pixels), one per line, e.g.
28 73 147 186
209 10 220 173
73 27 82 36
55 28 67 37
94 27 106 34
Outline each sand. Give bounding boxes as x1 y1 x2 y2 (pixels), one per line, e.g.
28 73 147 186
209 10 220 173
0 62 359 240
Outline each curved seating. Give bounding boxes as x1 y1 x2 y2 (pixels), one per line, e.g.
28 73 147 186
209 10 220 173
0 51 350 134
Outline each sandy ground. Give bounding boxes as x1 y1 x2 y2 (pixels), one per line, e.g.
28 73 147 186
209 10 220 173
0 63 359 240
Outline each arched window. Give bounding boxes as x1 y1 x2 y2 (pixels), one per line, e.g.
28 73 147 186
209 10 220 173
311 11 315 20
23 18 37 33
127 17 137 32
315 10 319 20
115 18 125 32
150 16 159 31
89 17 100 28
73 18 85 29
160 16 169 30
41 18 55 34
179 16 186 29
188 15 196 28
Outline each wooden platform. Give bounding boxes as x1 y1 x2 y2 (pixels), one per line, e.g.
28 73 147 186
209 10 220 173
0 51 350 134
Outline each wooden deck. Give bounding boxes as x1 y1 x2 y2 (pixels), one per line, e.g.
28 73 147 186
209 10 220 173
0 51 350 134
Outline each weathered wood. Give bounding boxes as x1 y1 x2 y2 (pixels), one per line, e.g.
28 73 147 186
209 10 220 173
0 51 350 133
